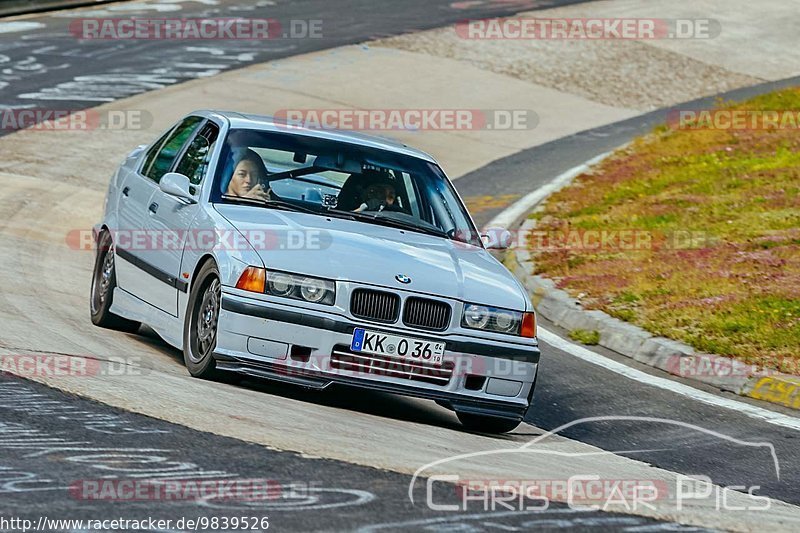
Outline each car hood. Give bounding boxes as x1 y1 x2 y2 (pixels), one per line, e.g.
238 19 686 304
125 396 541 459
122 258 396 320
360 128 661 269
214 204 528 310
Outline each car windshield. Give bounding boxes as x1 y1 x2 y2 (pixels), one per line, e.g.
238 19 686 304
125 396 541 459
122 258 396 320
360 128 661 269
212 128 482 246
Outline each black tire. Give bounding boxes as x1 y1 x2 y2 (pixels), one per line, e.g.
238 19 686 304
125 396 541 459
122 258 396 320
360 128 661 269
90 231 141 333
456 412 521 434
183 260 238 382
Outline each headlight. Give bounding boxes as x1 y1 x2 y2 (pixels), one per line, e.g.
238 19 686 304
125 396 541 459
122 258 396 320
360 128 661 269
265 270 335 305
461 303 534 336
299 276 329 303
494 309 516 331
267 272 294 296
463 304 490 329
237 267 335 305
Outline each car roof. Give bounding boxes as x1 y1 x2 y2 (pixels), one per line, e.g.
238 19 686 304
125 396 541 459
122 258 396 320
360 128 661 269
201 110 439 164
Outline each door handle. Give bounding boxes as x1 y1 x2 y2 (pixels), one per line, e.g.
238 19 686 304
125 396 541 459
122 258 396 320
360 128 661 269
122 186 130 197
148 202 159 214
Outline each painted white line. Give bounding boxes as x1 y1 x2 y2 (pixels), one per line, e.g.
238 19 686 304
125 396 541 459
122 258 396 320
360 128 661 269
0 22 45 34
484 151 612 230
358 508 588 532
539 327 800 432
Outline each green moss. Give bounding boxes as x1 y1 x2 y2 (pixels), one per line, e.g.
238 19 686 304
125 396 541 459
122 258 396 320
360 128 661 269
568 329 601 345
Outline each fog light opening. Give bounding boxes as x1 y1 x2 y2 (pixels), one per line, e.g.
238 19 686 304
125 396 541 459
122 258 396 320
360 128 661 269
464 374 486 391
290 345 312 362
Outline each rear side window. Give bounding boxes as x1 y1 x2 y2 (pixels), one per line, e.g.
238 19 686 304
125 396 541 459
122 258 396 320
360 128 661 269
142 116 204 183
175 121 220 185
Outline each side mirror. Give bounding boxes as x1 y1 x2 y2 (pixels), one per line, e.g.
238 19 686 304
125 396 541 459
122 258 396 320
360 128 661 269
481 227 514 250
160 172 196 203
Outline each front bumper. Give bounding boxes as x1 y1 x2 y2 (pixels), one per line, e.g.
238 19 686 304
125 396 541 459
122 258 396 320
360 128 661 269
215 290 540 420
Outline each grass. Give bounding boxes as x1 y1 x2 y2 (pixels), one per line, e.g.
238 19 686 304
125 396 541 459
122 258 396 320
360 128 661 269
528 88 800 372
568 329 601 345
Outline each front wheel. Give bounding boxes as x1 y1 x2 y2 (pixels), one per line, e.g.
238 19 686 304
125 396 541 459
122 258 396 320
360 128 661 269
90 231 140 333
183 260 238 383
456 412 521 434
184 261 222 378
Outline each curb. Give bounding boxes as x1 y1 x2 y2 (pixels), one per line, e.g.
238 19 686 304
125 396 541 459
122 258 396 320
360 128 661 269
0 0 116 17
504 153 800 412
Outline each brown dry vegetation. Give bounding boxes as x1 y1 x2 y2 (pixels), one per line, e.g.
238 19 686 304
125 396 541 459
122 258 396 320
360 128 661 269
529 89 800 372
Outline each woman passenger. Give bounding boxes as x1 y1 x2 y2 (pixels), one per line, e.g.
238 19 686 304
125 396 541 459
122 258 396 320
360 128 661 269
226 149 272 200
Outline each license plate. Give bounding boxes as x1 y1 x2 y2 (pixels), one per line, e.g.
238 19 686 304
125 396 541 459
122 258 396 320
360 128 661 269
351 328 445 366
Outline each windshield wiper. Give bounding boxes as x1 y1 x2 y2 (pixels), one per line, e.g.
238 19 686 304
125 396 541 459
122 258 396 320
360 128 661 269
328 209 448 239
221 194 319 215
220 197 449 238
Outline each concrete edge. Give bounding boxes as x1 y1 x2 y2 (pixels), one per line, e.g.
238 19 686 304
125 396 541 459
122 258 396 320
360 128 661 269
504 151 800 412
0 0 118 17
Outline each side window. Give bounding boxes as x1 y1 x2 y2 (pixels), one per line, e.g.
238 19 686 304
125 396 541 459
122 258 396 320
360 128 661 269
141 130 172 178
175 122 220 185
142 116 204 183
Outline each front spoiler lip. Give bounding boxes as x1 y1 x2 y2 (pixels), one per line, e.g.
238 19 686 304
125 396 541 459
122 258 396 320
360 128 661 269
214 356 529 421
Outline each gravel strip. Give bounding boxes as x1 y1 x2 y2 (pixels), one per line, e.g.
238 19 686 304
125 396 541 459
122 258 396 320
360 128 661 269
372 13 762 111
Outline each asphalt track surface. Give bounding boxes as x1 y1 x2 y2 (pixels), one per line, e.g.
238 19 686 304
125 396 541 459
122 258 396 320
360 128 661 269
1 0 800 530
0 0 585 128
0 373 694 532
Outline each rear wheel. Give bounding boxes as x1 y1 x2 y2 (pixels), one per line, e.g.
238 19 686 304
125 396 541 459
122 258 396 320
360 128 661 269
456 412 520 434
90 231 140 333
183 260 238 383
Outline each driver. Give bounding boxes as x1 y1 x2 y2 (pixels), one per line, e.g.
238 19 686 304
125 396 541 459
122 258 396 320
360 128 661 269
225 148 273 200
353 181 400 213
